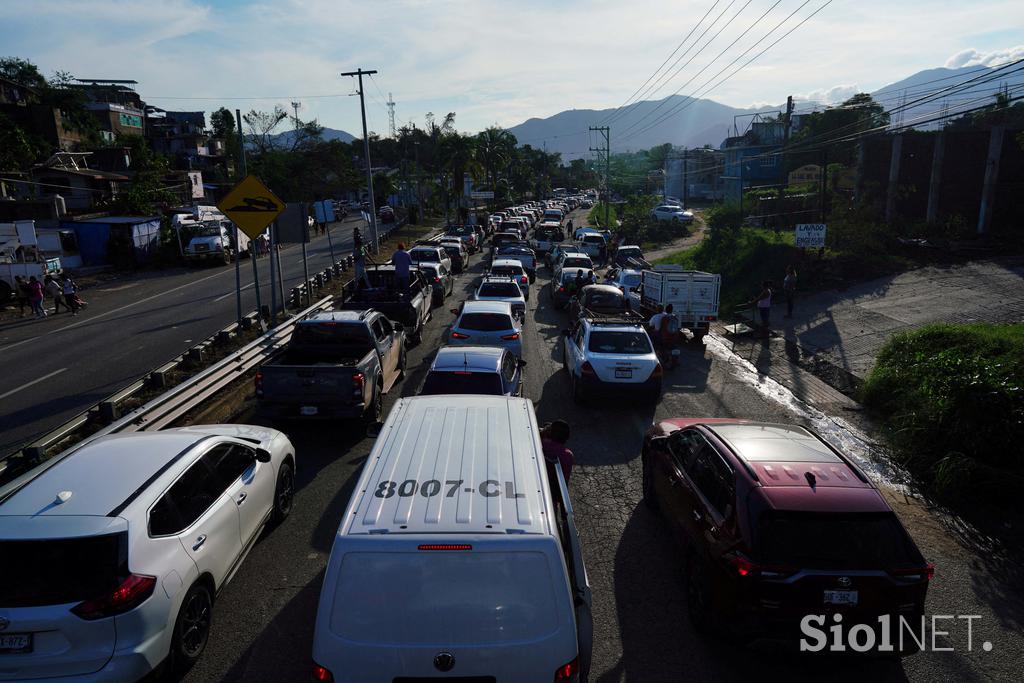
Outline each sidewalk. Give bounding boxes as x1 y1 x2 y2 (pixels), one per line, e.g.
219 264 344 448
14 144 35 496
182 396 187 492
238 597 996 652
722 256 1024 403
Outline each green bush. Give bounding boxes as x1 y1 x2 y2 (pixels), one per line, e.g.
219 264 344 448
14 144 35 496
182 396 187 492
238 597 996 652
588 202 617 230
862 323 1024 503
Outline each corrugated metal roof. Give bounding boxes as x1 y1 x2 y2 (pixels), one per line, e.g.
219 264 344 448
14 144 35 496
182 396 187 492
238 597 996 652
344 396 550 536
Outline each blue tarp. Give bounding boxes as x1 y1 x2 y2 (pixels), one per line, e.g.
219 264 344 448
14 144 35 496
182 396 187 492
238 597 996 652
61 217 161 266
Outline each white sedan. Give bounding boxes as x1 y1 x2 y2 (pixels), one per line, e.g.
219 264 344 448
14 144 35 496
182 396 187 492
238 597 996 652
651 205 695 223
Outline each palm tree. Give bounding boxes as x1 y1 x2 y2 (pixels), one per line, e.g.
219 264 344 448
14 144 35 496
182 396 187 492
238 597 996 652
475 127 516 202
439 132 478 215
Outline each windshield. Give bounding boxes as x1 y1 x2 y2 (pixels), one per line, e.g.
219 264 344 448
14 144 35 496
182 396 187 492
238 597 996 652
586 290 626 308
421 371 504 395
758 512 920 569
409 250 439 262
458 312 514 331
447 226 472 236
196 225 222 236
479 282 522 298
588 331 651 354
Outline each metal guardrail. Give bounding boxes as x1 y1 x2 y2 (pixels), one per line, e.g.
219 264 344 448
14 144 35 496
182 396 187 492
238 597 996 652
0 294 337 495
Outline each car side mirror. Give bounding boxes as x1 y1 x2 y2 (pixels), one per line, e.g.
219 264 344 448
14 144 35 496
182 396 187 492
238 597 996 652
366 421 385 439
255 448 272 463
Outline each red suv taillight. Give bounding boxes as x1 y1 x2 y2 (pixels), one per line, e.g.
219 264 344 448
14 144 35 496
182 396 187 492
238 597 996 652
254 370 263 397
71 573 156 620
312 662 333 681
725 552 796 579
451 331 470 339
521 275 528 284
889 564 935 582
554 656 579 681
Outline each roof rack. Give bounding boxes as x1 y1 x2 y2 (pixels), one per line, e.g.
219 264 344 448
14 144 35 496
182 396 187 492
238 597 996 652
582 310 645 326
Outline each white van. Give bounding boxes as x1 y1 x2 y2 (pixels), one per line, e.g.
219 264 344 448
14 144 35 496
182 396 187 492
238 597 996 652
312 395 592 682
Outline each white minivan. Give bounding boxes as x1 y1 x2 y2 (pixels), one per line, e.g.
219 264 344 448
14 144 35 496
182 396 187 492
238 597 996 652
312 395 592 682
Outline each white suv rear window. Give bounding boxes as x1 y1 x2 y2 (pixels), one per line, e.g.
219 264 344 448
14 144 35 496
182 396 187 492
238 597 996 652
330 551 560 644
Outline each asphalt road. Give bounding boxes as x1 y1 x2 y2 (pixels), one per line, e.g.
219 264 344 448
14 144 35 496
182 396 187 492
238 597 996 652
0 216 374 458
175 209 1023 682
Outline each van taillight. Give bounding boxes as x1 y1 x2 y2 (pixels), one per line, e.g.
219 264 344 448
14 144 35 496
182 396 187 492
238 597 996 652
554 656 579 681
255 370 263 396
418 544 472 551
312 662 333 681
352 372 364 398
71 573 156 620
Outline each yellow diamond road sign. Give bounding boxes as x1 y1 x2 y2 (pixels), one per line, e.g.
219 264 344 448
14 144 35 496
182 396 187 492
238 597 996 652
217 175 285 240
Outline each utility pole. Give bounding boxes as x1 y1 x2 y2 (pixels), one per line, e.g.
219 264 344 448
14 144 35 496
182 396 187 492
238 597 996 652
387 93 396 138
589 126 610 230
682 147 689 207
778 95 794 227
291 101 301 132
341 68 380 252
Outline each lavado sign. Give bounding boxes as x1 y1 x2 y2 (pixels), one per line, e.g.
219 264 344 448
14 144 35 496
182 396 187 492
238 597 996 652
795 223 827 248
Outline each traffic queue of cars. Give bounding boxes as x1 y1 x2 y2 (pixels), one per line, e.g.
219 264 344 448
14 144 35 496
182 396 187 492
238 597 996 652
0 202 932 682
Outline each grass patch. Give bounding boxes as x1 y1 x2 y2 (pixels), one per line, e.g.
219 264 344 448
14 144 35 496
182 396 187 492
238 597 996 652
862 323 1024 507
655 205 911 316
588 202 617 230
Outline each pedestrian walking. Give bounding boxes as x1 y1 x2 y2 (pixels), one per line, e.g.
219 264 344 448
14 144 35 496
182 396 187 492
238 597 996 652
62 275 80 315
44 275 66 314
14 275 31 317
27 275 46 318
747 280 773 337
783 265 797 318
540 420 574 483
390 242 413 293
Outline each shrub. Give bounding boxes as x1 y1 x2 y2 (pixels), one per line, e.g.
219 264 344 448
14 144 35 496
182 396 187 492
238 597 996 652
862 323 1024 503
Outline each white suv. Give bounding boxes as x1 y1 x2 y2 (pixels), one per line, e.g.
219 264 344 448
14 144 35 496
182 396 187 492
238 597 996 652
561 316 663 404
651 205 695 223
0 426 296 681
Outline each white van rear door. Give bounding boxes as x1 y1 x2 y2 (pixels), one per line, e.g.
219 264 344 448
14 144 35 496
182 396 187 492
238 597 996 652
319 545 578 680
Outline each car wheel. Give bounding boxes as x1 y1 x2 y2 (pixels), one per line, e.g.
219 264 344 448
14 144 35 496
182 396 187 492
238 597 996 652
364 383 383 424
271 461 294 524
686 555 713 635
571 373 584 405
171 582 213 672
641 453 658 511
397 347 407 379
561 341 569 373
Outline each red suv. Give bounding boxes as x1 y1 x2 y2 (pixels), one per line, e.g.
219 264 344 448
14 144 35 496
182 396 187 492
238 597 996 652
641 418 932 649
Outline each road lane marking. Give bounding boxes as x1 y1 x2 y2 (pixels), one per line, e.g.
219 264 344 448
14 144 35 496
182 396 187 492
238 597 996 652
213 282 255 303
0 367 68 400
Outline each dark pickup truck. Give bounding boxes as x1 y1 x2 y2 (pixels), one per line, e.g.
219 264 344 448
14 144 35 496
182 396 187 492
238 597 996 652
256 309 406 423
342 265 432 343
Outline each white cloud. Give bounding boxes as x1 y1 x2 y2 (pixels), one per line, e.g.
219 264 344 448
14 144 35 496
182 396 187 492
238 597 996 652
794 84 860 105
945 45 1024 68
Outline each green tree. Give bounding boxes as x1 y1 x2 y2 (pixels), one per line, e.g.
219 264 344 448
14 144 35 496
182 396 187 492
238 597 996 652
475 126 516 199
0 113 39 171
0 56 47 90
107 134 175 215
790 93 889 166
210 107 235 138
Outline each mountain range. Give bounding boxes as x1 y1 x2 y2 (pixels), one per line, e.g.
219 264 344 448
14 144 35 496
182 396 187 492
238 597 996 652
268 126 356 147
506 64 1023 158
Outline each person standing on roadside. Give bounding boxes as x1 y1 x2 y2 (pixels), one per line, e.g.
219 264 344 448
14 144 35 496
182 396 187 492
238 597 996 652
748 280 773 337
44 275 66 314
783 265 797 319
390 242 413 294
15 275 32 317
62 274 80 316
540 420 574 483
27 275 45 318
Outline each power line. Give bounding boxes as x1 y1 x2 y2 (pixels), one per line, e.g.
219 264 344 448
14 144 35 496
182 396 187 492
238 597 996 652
616 0 779 139
619 0 833 144
601 0 725 125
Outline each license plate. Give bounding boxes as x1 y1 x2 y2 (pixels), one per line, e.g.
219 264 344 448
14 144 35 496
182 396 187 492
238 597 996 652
0 633 32 653
823 590 858 606
614 368 632 379
299 406 318 416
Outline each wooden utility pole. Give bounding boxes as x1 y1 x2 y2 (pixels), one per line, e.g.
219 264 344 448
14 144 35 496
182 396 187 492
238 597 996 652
341 68 380 251
977 126 1005 234
589 126 610 229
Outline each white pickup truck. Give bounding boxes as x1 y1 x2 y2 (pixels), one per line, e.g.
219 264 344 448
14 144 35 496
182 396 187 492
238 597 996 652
627 265 721 342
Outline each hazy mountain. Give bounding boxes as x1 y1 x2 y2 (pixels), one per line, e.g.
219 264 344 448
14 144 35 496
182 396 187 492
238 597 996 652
269 126 355 147
507 64 1021 157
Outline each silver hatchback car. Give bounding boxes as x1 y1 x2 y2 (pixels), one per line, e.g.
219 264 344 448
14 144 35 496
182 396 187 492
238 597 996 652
446 300 523 358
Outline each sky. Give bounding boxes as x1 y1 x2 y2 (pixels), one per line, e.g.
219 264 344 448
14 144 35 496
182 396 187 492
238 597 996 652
1 0 1022 137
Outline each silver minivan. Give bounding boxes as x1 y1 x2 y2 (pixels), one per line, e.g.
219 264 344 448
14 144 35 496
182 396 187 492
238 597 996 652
311 396 592 682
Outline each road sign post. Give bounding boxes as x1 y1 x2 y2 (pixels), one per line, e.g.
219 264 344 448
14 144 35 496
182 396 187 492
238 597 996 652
218 173 286 326
234 225 242 324
269 221 277 321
